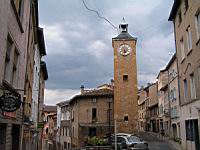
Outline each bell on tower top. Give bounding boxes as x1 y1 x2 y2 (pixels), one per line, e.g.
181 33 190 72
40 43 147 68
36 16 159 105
112 18 137 41
119 17 128 33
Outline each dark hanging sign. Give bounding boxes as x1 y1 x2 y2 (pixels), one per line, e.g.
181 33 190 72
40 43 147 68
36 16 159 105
0 89 21 112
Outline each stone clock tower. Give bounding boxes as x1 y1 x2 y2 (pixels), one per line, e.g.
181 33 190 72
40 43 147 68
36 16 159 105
112 19 138 133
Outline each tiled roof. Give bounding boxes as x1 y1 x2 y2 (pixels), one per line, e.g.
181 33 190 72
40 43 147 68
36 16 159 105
112 32 137 40
56 100 69 106
70 88 114 103
43 105 57 112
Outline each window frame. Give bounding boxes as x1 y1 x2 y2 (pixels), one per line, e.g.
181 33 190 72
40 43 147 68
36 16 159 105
186 26 193 53
180 37 185 61
183 79 188 102
189 73 196 100
195 10 200 43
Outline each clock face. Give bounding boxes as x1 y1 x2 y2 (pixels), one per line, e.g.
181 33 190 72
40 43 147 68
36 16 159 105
119 44 131 56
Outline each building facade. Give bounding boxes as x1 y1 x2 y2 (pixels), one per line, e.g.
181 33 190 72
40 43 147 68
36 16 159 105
138 87 148 132
56 101 71 150
157 69 170 135
166 54 181 140
169 0 200 149
112 19 138 134
42 105 57 150
0 0 47 150
70 86 114 148
146 82 159 133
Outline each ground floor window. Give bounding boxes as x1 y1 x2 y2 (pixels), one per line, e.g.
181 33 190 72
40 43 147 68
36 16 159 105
89 127 96 137
185 119 198 141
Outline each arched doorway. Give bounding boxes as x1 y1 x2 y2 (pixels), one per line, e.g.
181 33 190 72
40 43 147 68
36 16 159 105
172 123 177 139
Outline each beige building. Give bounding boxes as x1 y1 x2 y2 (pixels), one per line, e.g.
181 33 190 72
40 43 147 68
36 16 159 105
138 87 148 132
169 0 200 149
70 85 114 148
56 100 71 150
165 54 181 140
0 0 46 150
157 69 170 135
42 105 57 150
112 19 138 134
146 82 159 133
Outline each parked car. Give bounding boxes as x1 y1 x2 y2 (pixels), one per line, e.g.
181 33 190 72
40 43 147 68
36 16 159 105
110 135 149 150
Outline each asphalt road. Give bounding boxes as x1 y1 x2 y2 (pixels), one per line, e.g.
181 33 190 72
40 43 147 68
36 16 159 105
139 132 177 150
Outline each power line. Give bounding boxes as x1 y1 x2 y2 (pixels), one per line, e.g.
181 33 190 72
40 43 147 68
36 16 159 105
82 0 119 33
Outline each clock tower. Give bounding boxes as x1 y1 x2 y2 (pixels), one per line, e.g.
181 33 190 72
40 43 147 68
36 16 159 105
112 18 138 133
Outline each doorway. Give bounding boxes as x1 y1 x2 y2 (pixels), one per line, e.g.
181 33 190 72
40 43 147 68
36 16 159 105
172 124 177 139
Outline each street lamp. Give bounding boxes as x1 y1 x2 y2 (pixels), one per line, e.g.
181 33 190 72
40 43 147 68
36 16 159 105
107 97 112 144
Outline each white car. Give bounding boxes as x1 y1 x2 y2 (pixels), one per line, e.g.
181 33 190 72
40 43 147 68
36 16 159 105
111 135 149 150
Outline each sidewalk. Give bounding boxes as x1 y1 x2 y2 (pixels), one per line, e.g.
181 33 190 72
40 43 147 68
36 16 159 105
147 132 183 150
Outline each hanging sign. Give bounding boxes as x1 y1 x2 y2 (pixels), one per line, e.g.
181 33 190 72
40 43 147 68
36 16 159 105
0 89 21 112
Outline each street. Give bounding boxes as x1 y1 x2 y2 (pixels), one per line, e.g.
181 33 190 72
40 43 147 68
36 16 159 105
139 132 177 150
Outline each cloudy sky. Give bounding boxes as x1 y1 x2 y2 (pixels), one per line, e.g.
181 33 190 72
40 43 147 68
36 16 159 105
38 0 175 105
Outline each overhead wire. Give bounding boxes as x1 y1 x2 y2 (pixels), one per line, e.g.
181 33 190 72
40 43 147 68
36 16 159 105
82 0 119 34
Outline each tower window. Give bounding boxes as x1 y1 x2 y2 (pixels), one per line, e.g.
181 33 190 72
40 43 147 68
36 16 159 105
92 98 97 103
92 108 97 119
124 115 128 122
123 75 128 81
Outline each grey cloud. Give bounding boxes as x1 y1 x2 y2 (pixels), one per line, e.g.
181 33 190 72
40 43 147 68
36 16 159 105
39 0 175 93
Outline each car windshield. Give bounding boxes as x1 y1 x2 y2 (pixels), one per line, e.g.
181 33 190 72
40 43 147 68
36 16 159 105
127 136 141 142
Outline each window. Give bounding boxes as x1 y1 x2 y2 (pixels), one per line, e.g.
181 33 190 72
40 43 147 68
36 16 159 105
72 127 74 137
107 109 113 121
186 26 192 52
190 73 196 99
67 128 69 136
180 38 185 60
64 142 67 149
11 49 19 86
88 127 96 137
184 0 189 13
198 67 200 83
4 35 13 82
184 79 188 101
195 12 200 41
178 11 182 24
123 75 128 81
170 87 176 101
18 0 24 20
185 120 198 141
92 98 97 103
124 115 128 122
92 108 97 119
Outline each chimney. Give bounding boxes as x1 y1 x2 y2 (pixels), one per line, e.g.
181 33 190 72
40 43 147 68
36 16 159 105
80 85 84 94
110 79 114 89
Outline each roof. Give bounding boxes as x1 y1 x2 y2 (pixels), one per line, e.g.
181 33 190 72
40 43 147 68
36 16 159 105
156 68 167 79
56 100 70 106
112 31 137 40
165 53 176 70
41 61 48 80
43 105 57 112
37 27 46 56
168 0 181 21
70 88 113 104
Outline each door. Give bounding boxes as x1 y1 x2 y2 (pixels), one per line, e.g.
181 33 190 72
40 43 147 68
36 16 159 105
0 124 6 150
12 125 20 150
194 120 200 150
